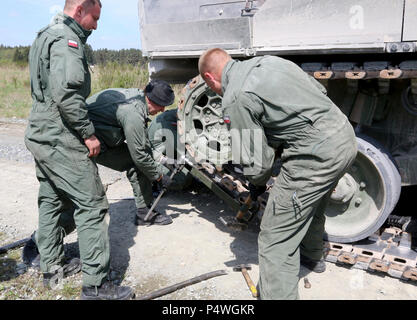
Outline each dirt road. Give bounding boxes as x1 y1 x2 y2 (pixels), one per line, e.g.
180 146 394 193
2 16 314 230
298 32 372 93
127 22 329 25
0 120 416 300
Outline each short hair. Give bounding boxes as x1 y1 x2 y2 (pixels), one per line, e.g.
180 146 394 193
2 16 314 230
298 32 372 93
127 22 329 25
83 0 102 9
64 0 102 11
198 48 232 80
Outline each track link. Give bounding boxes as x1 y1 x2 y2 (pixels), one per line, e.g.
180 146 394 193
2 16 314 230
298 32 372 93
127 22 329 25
191 164 417 283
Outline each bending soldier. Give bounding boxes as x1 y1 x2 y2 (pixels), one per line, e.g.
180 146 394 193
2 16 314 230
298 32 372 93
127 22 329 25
24 81 178 271
198 48 358 300
88 80 177 226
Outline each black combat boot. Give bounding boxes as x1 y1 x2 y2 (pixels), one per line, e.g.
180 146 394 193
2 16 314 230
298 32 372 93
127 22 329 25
300 255 326 273
22 235 40 270
81 280 134 300
135 207 173 226
43 258 82 289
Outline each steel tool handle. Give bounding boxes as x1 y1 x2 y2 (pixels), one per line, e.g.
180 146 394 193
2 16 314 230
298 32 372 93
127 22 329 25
143 163 186 222
136 269 228 300
0 237 31 255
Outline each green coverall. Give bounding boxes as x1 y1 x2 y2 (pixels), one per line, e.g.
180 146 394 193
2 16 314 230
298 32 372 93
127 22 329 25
87 88 165 209
24 13 110 287
28 91 190 262
147 108 193 190
221 56 358 299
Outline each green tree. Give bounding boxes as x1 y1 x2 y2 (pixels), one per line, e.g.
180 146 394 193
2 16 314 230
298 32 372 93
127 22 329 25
85 44 95 65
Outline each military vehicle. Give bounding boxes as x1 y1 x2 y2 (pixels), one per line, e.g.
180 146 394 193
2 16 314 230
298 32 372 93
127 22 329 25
138 1 417 276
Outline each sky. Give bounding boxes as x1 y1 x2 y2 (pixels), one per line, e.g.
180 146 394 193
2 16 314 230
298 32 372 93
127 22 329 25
0 0 142 50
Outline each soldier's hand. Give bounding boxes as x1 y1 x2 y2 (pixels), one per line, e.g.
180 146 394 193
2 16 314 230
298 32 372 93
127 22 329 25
157 174 172 190
249 183 267 201
158 155 168 165
84 135 101 158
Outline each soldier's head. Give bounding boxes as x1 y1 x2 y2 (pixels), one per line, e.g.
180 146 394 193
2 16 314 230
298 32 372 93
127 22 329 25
198 48 232 96
144 80 175 116
64 0 102 31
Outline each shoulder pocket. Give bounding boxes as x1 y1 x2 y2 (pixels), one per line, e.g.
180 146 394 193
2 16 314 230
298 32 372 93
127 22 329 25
65 49 87 88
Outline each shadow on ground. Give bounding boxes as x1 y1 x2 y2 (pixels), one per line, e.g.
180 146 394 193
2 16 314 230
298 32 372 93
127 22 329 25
107 199 138 281
156 184 260 268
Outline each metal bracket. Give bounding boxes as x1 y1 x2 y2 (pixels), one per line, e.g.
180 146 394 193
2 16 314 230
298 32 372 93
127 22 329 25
241 0 258 16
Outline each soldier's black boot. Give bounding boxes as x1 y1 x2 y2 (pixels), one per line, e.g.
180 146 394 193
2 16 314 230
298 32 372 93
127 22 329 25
43 258 82 289
300 255 326 273
81 280 134 300
22 233 40 270
135 207 173 226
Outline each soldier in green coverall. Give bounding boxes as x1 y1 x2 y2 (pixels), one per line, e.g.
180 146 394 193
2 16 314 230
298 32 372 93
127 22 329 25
23 81 178 259
199 48 358 299
23 81 182 269
24 0 133 300
87 81 178 226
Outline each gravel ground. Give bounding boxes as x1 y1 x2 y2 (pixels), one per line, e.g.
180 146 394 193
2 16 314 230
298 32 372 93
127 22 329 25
0 120 416 302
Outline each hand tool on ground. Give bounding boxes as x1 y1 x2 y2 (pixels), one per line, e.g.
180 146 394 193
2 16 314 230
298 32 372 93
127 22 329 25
304 277 311 289
0 236 31 255
220 195 255 231
143 161 187 222
233 264 259 298
136 269 228 300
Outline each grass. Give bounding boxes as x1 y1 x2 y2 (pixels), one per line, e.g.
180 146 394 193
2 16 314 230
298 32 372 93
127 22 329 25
0 63 32 119
0 62 184 120
0 245 139 300
90 62 150 94
0 251 82 300
0 232 83 300
90 62 183 116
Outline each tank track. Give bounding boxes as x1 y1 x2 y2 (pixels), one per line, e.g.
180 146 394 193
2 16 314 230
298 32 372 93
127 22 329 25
301 59 417 115
324 228 417 282
190 163 417 283
178 67 417 283
300 60 417 81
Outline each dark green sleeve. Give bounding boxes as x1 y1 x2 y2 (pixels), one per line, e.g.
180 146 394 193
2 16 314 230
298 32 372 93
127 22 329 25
224 93 275 186
120 106 163 181
50 39 95 139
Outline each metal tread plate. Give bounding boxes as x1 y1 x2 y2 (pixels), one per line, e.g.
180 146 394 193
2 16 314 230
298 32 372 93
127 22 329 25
324 227 417 282
191 166 417 283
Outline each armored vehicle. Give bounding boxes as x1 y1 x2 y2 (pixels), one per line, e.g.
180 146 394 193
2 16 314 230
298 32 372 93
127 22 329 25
138 0 417 244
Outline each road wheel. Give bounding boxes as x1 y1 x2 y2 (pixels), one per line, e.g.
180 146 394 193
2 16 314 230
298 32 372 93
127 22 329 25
324 134 402 243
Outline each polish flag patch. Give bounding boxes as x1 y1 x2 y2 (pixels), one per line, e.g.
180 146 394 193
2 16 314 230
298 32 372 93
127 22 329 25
68 40 79 48
223 116 231 124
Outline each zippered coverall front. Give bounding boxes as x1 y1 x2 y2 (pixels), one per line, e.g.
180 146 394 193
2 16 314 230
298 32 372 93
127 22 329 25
25 13 110 287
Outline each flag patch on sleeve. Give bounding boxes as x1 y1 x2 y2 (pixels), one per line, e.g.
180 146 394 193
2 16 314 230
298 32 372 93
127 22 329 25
223 116 231 124
68 40 79 48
